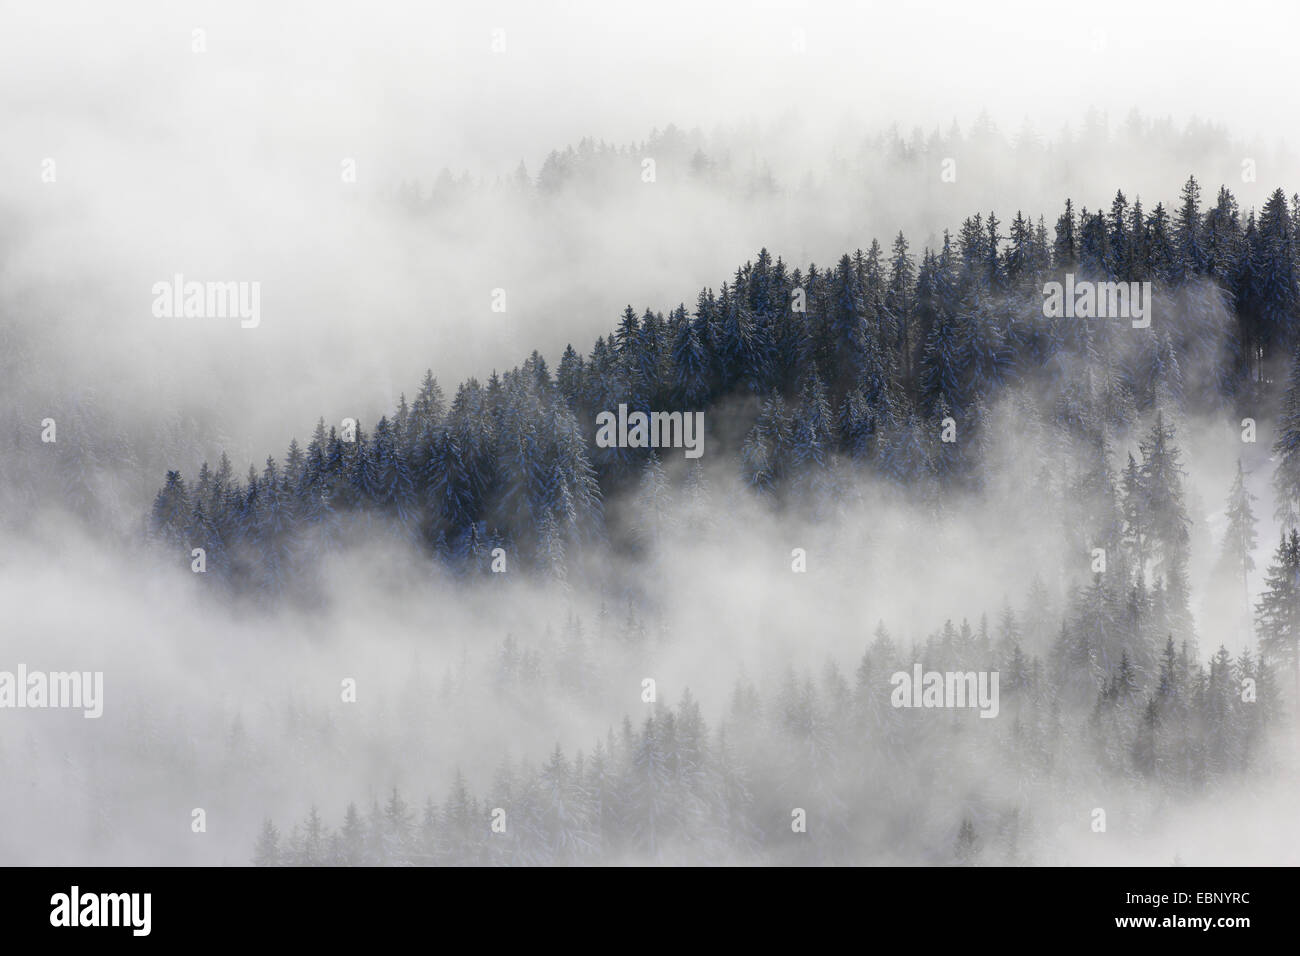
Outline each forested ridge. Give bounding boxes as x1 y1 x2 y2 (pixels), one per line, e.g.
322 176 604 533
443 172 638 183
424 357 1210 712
151 177 1298 583
223 175 1300 864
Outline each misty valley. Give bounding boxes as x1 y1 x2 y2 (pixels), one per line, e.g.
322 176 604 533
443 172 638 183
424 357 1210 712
125 175 1298 865
2 98 1298 870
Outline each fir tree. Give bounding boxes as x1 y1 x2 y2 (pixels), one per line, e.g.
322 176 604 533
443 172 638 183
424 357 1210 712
1217 459 1258 615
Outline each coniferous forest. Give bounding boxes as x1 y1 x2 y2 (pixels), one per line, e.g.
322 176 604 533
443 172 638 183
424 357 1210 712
133 174 1300 865
4 4 1300 875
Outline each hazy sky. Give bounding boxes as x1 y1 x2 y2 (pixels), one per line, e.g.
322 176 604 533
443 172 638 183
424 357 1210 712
3 0 1294 463
2 0 1295 179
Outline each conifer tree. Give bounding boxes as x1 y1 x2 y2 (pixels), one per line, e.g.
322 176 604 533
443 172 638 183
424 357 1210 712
1255 529 1300 692
1217 459 1258 613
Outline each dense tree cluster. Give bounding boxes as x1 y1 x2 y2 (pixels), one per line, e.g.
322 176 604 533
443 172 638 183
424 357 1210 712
149 363 604 594
151 178 1300 590
253 607 1278 866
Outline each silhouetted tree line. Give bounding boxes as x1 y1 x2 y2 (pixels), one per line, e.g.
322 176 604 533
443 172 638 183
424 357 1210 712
151 177 1300 592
